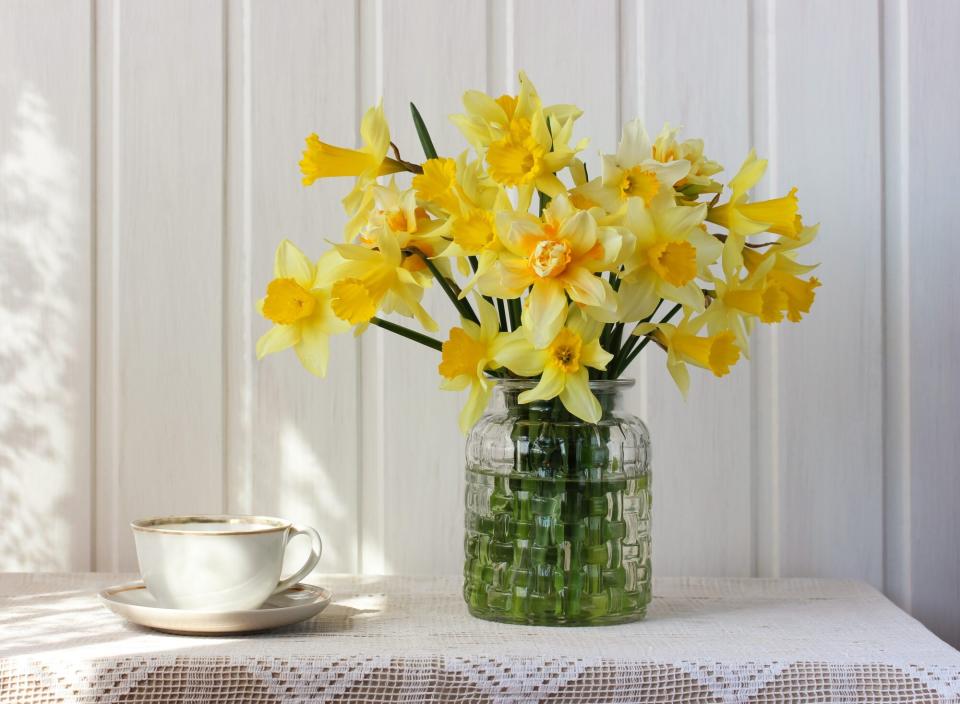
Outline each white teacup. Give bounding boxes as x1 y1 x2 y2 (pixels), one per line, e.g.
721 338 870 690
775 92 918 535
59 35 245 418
131 515 322 611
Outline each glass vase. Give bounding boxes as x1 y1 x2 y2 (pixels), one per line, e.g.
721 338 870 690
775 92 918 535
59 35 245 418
463 379 651 625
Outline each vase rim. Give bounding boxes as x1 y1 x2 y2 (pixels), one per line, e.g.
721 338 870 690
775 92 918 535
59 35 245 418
492 377 635 390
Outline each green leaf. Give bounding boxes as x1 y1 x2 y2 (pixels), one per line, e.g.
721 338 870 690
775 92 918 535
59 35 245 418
410 102 438 160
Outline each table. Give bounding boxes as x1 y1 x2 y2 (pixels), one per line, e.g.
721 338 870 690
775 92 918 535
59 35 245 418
2 574 959 703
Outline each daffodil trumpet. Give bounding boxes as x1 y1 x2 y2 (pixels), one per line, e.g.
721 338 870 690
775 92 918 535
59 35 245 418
257 71 820 430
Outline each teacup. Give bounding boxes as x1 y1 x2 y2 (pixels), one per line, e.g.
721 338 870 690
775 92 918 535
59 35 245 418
131 515 323 611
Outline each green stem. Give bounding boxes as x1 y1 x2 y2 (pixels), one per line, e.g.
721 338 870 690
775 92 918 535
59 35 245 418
410 102 438 160
496 298 508 332
413 250 479 325
609 300 663 377
370 316 443 351
508 298 522 330
615 303 682 377
538 190 551 216
606 323 624 378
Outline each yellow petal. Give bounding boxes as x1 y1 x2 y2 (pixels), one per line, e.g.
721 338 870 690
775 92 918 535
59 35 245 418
274 239 315 286
739 187 801 238
294 317 331 377
256 324 300 360
459 382 491 434
494 331 548 376
524 278 567 348
556 209 597 257
727 149 767 199
474 295 501 338
300 135 375 184
580 340 614 371
359 102 391 165
518 365 565 404
667 358 691 398
558 368 601 423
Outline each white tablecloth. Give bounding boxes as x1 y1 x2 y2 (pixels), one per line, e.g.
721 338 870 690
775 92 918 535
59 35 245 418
1 573 959 703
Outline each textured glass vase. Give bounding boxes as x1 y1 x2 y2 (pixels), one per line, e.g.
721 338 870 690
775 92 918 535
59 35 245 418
463 379 651 625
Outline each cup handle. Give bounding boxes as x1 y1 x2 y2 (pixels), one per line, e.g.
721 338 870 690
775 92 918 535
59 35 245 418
273 523 323 595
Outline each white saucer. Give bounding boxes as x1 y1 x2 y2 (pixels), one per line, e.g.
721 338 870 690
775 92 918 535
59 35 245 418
99 581 332 635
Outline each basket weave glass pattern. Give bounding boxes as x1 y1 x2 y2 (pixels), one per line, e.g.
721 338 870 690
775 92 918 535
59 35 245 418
463 379 651 625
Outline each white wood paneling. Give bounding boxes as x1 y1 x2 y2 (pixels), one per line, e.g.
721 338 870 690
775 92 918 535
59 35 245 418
370 0 488 574
226 1 362 573
0 0 93 570
94 0 226 569
0 0 958 647
900 0 960 648
631 0 756 577
768 0 884 586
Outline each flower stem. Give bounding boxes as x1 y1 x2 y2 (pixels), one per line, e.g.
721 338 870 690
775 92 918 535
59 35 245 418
508 298 522 331
614 303 682 377
370 316 443 351
496 298 508 332
413 250 480 325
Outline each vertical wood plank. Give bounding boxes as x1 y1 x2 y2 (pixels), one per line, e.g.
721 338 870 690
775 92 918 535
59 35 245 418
226 1 361 573
95 0 225 569
372 0 488 574
769 0 884 586
0 0 93 570
634 0 755 577
902 0 960 647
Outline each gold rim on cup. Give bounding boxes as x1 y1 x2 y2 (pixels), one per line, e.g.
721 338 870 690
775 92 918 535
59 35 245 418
130 515 291 536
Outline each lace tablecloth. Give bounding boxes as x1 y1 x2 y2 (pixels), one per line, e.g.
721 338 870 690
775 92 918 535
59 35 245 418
1 574 959 703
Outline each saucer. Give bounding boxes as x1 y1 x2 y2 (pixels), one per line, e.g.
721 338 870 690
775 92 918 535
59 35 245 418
98 581 332 635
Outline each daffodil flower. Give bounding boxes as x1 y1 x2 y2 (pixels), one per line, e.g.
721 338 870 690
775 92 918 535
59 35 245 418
451 71 586 208
360 180 449 263
617 192 720 321
701 255 777 357
299 103 408 240
425 156 513 292
300 102 404 185
256 240 350 377
330 230 438 332
742 225 821 323
651 124 724 199
480 194 622 347
494 307 613 423
706 149 803 275
634 314 741 397
569 118 691 214
438 298 509 432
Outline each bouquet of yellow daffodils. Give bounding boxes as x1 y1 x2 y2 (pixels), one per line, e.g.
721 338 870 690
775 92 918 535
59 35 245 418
257 72 819 432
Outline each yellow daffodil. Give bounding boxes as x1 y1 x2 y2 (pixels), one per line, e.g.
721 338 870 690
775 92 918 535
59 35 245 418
701 255 777 357
481 194 622 347
635 313 741 397
617 192 720 320
330 230 437 332
438 297 509 432
494 307 613 423
706 149 803 275
299 103 406 240
256 240 350 377
570 119 691 214
451 72 586 208
360 180 449 262
742 225 821 323
300 102 404 184
651 124 723 199
412 157 462 214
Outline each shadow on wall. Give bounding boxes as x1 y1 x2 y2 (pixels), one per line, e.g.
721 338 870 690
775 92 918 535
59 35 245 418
0 84 84 569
